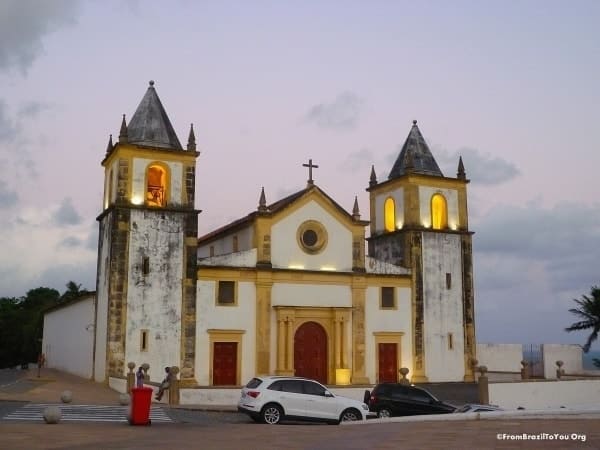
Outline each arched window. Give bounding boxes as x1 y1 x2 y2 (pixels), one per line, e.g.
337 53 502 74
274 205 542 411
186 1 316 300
146 163 168 207
384 197 395 232
431 193 448 230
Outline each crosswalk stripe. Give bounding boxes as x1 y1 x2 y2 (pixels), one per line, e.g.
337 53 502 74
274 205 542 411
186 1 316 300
2 404 172 423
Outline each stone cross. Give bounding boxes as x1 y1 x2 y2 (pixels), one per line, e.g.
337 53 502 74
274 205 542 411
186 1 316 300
303 159 319 185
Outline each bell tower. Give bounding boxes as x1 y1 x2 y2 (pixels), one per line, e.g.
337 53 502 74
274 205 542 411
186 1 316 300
94 81 200 385
367 120 476 382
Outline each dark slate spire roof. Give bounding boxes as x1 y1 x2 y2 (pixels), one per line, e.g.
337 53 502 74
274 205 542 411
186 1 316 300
388 120 443 179
127 80 183 150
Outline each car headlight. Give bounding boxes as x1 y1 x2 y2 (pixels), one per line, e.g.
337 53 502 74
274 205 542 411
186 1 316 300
362 404 369 410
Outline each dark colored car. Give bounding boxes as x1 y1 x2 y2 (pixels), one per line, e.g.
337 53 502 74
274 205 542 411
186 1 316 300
366 383 456 417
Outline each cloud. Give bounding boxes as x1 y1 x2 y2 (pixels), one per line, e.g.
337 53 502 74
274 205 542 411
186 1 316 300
58 236 83 248
304 92 364 130
437 147 520 185
52 197 82 226
17 101 51 119
340 148 375 173
0 182 18 208
0 101 18 142
0 0 80 75
474 201 600 344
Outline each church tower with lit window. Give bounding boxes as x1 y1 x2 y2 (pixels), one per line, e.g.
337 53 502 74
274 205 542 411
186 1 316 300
93 81 200 385
367 120 476 382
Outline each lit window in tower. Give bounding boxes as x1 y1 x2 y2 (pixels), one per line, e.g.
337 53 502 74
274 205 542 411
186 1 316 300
146 164 167 207
384 197 395 232
431 193 448 230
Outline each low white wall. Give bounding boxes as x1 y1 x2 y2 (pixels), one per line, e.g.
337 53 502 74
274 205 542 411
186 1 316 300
42 296 95 379
180 387 372 406
476 343 522 372
489 379 600 410
542 344 583 379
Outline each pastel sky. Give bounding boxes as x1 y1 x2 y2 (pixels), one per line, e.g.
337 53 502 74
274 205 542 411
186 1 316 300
1 0 599 348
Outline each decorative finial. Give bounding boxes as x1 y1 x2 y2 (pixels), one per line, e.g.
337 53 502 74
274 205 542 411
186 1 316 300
369 165 377 187
105 134 113 155
258 187 267 212
149 80 155 87
187 123 196 151
412 119 417 125
352 196 360 221
119 114 128 144
457 155 466 179
302 158 319 186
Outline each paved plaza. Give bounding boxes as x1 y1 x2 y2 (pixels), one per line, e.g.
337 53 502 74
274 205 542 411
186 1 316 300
1 368 599 449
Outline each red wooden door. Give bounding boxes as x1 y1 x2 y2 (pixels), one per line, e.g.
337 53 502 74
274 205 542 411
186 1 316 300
294 322 328 384
213 342 237 385
378 343 398 382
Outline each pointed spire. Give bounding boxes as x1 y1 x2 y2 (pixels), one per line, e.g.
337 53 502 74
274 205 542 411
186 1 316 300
258 187 268 212
457 156 466 180
187 123 196 151
388 120 443 179
119 114 128 144
105 134 113 155
352 196 361 221
369 165 377 187
127 80 183 150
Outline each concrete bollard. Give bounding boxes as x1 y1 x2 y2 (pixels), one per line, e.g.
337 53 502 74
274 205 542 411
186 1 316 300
61 390 73 404
141 363 150 383
126 362 136 393
556 360 565 379
398 367 410 385
477 366 489 405
43 406 61 424
119 393 131 406
168 366 180 406
521 360 530 380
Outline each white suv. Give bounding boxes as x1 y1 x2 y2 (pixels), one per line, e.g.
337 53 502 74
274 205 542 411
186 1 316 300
237 376 370 425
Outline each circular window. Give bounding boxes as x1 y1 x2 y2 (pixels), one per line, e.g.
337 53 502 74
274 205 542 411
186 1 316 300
297 220 327 254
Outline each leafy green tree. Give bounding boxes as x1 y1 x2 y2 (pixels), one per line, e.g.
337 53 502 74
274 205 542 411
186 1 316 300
565 285 600 353
60 281 90 302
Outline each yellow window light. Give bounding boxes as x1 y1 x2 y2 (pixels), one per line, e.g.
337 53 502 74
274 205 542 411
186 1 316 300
431 193 448 230
384 197 395 232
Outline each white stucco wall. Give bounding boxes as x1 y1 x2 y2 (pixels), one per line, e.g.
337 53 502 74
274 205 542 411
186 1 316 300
131 158 183 206
365 257 410 275
418 186 459 229
364 286 412 383
43 296 95 379
542 344 583 378
422 232 465 381
196 280 256 385
198 225 254 258
271 283 351 308
94 215 111 382
124 210 184 377
489 379 600 410
271 200 353 271
476 343 523 372
373 187 404 233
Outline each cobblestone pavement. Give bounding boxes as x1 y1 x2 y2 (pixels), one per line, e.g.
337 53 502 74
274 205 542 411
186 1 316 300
1 418 599 449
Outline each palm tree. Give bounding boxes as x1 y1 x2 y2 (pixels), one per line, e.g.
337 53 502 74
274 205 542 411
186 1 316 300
565 286 600 352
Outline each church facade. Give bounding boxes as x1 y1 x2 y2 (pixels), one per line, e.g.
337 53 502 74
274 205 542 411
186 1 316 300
93 82 476 388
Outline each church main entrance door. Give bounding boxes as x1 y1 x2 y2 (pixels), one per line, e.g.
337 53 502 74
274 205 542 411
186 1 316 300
213 342 237 385
294 321 327 384
378 343 398 382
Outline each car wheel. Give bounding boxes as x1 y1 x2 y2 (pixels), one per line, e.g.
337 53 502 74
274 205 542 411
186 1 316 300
261 404 283 425
377 408 392 418
340 408 361 423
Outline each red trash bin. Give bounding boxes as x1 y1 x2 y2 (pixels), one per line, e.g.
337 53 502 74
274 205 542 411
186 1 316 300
129 387 153 425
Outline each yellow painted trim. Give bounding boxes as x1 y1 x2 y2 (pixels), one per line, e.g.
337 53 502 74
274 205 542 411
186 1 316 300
207 329 245 386
102 143 197 168
373 332 404 383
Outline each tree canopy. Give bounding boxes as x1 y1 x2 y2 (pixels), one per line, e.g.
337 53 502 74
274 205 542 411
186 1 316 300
0 282 91 369
565 285 600 353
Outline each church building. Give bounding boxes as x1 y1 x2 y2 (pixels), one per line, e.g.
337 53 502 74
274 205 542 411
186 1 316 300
92 81 476 389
